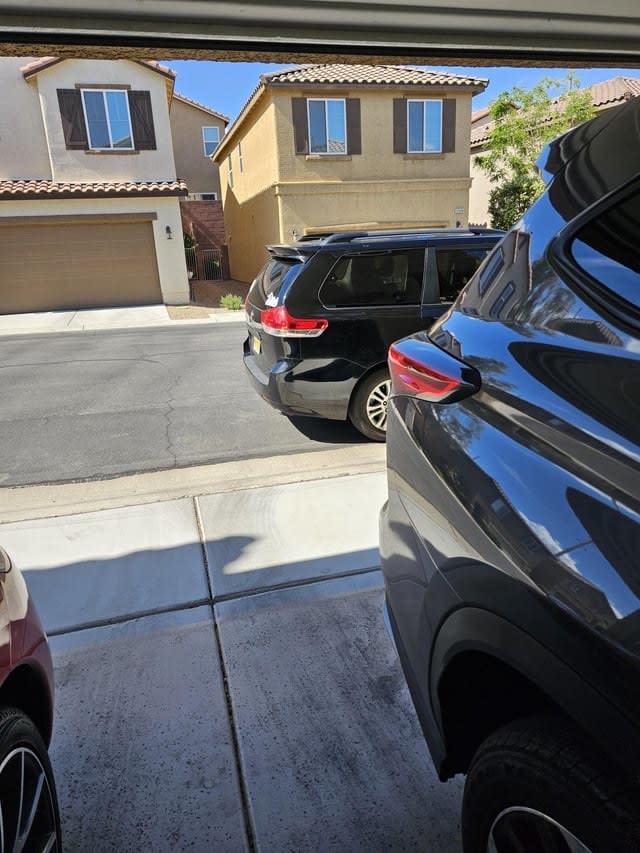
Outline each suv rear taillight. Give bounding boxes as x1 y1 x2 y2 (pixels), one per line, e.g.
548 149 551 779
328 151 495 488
261 305 328 337
388 339 480 403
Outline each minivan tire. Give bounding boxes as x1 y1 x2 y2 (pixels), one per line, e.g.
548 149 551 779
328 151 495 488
348 368 390 441
462 713 640 853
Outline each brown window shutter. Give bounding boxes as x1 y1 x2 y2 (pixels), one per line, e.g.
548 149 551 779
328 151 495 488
442 99 457 153
291 97 309 154
128 91 156 150
345 98 361 155
57 89 88 150
393 98 407 154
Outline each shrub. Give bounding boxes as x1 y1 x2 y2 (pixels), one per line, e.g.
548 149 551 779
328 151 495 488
220 293 244 310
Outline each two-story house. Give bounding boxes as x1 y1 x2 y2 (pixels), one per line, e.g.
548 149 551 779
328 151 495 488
170 93 229 261
213 64 488 282
0 57 190 314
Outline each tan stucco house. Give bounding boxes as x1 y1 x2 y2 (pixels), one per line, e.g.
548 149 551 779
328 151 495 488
0 56 191 314
469 76 640 226
170 93 228 201
213 64 488 282
170 93 229 268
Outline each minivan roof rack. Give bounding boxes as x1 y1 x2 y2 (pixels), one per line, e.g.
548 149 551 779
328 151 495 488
296 226 504 245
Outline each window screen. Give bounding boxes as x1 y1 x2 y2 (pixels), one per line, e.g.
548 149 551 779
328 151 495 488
320 250 424 307
570 188 640 311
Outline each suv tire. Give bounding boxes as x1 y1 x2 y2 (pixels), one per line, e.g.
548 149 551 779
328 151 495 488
462 714 640 853
349 368 390 441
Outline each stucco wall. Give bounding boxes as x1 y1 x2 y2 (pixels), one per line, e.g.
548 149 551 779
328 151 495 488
0 195 189 303
32 59 176 183
170 97 225 197
469 149 492 226
217 99 279 205
0 57 52 179
277 177 470 242
273 88 473 184
223 186 280 283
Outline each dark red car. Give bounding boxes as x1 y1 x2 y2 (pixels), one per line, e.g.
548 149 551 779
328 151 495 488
0 545 61 853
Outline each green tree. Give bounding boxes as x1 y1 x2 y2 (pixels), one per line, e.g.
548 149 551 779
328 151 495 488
475 74 595 230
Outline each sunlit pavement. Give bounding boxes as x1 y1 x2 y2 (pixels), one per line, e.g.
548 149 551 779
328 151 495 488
0 456 464 852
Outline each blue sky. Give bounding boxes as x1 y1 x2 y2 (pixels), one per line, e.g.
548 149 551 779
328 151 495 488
162 59 636 122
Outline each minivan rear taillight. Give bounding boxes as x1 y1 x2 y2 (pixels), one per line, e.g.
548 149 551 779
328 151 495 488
388 339 480 403
261 305 328 337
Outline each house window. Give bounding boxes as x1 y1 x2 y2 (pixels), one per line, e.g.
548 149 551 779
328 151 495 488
407 100 443 153
238 142 244 173
201 193 218 201
308 99 347 154
203 126 220 157
227 154 234 189
81 89 133 150
58 88 156 151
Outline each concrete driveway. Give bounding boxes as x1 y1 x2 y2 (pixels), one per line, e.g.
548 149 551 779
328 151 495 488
0 447 464 852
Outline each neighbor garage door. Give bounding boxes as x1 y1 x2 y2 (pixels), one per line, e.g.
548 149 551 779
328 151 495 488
0 219 163 314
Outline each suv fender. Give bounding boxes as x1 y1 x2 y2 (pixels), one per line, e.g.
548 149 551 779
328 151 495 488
430 607 640 780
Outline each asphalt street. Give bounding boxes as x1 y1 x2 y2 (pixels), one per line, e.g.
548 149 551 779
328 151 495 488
0 323 366 487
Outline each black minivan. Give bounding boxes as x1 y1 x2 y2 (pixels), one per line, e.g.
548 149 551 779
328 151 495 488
243 227 503 439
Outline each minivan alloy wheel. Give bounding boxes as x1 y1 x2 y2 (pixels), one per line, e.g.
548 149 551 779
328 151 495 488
487 806 591 853
365 378 391 431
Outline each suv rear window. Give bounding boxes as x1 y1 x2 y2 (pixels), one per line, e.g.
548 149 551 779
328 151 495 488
320 249 424 307
570 187 640 311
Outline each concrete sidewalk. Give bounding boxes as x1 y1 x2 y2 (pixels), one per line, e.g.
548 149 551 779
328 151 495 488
0 451 464 852
0 303 245 335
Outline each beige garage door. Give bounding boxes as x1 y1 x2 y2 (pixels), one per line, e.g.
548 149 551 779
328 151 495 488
0 219 163 314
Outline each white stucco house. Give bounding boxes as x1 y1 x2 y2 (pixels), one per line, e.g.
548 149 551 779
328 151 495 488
0 56 190 314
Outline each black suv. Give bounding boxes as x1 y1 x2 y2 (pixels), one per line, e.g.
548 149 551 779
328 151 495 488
380 98 640 851
243 228 502 439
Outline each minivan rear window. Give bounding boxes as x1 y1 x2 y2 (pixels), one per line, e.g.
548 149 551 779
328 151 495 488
259 257 303 301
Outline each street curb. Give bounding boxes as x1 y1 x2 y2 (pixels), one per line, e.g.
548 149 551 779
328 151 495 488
0 445 386 523
0 313 246 337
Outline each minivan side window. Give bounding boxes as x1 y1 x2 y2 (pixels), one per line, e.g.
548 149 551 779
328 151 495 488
570 187 640 311
320 249 424 307
434 247 494 302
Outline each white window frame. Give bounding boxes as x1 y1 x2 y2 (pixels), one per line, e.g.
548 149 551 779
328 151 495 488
80 88 134 151
407 99 443 154
307 98 347 155
202 126 220 157
227 153 234 189
238 141 244 173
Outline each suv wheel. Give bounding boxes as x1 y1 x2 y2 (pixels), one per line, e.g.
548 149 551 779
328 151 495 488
462 714 640 853
349 369 390 441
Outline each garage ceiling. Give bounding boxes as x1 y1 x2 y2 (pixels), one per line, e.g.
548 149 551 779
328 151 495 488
1 1 639 66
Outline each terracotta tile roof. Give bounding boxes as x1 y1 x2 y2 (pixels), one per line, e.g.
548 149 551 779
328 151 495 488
471 76 640 149
21 57 176 80
173 92 229 124
0 179 188 200
588 76 640 107
263 63 488 91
